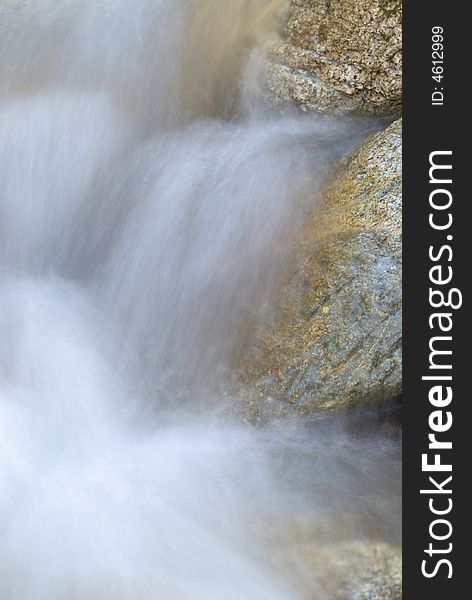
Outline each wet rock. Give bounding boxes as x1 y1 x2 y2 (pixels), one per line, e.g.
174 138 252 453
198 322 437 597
238 119 401 419
262 0 401 116
271 513 402 599
302 541 402 600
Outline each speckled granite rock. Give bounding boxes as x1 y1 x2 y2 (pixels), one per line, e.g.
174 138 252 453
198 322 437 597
238 119 401 419
262 0 401 116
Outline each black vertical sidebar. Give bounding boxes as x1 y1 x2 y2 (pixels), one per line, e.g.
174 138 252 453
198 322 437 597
403 2 467 598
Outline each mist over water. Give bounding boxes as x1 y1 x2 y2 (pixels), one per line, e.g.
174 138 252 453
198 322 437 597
0 1 400 598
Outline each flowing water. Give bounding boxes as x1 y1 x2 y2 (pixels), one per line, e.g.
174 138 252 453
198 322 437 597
0 2 401 598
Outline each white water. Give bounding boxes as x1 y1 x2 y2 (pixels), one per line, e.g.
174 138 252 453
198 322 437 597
0 2 400 599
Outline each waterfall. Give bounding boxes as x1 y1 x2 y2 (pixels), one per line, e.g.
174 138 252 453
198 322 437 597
0 2 399 598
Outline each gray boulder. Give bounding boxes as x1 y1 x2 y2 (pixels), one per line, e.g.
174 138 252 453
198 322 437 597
238 119 402 420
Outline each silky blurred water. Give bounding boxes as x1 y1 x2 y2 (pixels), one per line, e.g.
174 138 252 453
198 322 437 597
0 2 400 598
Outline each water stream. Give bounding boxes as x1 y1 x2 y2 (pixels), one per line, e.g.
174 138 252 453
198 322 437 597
0 2 400 598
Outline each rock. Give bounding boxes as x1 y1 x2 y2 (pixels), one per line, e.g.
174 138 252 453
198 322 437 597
300 541 402 599
270 514 402 599
238 119 401 420
261 0 401 116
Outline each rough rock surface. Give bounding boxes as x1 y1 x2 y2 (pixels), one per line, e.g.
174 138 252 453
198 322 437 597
262 0 401 116
238 119 401 420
